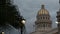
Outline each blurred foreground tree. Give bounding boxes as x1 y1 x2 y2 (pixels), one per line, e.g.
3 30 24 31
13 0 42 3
0 0 25 28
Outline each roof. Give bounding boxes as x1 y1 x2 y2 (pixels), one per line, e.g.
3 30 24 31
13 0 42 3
38 4 49 15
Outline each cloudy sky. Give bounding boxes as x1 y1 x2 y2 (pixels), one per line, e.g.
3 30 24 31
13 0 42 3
14 0 59 34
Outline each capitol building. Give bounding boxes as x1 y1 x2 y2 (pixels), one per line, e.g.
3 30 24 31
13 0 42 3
30 4 58 34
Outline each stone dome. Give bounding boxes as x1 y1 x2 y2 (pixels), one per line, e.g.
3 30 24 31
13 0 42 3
38 4 49 15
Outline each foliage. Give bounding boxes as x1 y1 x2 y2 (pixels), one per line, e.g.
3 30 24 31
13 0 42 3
0 0 25 28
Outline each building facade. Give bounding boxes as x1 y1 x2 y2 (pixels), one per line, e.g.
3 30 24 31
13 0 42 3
56 9 60 34
56 0 60 34
30 4 58 34
35 4 52 33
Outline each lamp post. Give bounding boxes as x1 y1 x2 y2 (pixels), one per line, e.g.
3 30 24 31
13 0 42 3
20 19 26 34
1 31 4 34
55 21 60 34
57 22 60 34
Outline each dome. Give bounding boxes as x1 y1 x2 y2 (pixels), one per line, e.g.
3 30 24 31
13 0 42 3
38 4 49 15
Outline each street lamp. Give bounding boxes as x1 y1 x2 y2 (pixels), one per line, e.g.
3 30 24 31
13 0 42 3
55 21 58 28
56 21 58 24
55 21 60 34
20 19 26 34
1 31 4 34
21 19 26 24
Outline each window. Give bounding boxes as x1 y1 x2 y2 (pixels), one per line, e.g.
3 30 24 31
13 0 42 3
48 17 49 19
46 17 47 19
41 17 42 19
43 23 45 27
43 17 45 19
